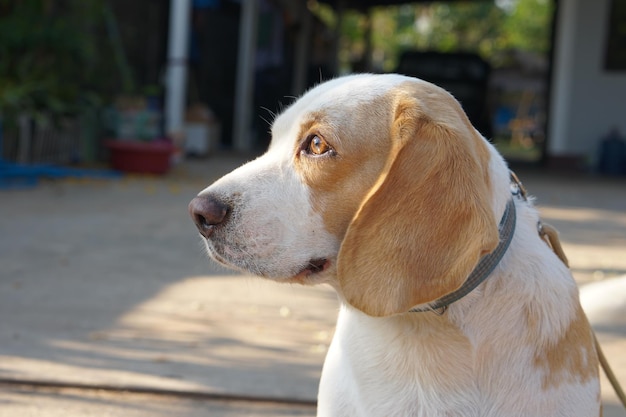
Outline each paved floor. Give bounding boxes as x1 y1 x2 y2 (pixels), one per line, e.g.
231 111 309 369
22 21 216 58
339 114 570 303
0 383 316 417
1 154 625 416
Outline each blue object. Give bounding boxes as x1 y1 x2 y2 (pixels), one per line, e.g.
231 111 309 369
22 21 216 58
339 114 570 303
597 129 626 176
0 162 122 189
0 118 121 189
193 0 219 8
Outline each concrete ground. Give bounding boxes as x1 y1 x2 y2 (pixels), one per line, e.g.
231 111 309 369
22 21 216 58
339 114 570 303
0 154 625 416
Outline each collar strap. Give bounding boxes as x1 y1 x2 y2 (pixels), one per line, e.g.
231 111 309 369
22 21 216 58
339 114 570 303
410 198 517 314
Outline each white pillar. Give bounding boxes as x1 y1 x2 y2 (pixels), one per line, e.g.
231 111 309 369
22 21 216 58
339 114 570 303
547 0 577 155
233 0 259 152
165 0 192 138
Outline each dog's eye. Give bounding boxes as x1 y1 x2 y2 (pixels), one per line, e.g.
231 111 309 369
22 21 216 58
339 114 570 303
304 135 333 156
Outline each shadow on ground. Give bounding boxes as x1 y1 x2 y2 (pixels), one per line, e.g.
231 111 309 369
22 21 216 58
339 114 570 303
0 154 336 402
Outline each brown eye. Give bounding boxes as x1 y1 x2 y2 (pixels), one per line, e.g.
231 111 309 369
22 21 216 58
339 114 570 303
305 135 332 156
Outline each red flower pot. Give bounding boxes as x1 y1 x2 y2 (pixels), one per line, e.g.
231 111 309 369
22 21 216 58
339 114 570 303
106 140 174 174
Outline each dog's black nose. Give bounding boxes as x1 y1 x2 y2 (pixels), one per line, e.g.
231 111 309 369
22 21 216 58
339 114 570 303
188 194 230 239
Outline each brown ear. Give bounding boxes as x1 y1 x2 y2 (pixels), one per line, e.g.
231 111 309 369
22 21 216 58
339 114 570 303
337 90 499 317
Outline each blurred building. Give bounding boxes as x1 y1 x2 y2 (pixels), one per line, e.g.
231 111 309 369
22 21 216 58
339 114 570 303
4 0 623 172
171 0 626 170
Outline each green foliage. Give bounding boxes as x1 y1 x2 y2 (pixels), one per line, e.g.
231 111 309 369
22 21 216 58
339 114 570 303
0 0 111 124
310 0 554 72
503 0 553 54
413 4 506 54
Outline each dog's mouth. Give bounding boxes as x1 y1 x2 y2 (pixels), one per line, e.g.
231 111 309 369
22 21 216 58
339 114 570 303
289 258 330 283
208 243 331 284
302 258 329 274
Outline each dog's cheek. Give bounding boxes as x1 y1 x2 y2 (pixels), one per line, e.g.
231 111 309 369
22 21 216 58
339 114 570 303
239 216 285 258
235 177 313 259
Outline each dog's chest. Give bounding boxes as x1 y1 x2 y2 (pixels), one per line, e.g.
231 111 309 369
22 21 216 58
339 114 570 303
318 308 483 417
318 305 601 417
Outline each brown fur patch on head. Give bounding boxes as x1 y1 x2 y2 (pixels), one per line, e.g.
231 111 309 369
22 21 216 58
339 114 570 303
295 98 395 239
335 81 498 317
534 304 599 390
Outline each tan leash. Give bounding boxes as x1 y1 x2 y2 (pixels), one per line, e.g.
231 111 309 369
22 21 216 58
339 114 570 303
539 220 626 409
510 171 626 408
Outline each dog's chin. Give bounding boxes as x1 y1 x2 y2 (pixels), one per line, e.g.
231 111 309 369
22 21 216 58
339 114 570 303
279 258 332 285
205 245 332 285
254 258 333 286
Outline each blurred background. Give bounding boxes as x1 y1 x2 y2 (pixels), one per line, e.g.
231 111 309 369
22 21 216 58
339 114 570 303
1 1 626 416
1 0 625 179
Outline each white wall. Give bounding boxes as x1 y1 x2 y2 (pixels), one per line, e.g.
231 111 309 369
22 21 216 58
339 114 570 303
548 0 626 158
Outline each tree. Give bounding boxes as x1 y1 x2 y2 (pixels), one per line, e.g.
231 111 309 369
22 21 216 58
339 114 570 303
503 0 553 54
310 0 554 72
0 0 113 124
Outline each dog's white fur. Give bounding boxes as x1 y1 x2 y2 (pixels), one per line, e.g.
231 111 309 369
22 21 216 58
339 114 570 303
193 74 600 416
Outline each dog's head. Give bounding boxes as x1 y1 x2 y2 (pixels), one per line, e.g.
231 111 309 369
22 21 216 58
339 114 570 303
189 74 502 317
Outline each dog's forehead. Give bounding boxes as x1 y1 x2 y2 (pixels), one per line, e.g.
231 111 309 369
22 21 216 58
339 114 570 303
270 74 419 147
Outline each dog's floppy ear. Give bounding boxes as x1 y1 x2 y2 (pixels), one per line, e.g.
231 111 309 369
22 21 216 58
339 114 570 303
337 87 499 317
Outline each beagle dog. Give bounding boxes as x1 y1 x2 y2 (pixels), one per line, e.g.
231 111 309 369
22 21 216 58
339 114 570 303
189 74 600 417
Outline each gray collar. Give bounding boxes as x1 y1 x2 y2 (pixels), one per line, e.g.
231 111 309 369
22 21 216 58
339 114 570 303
409 196 517 315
